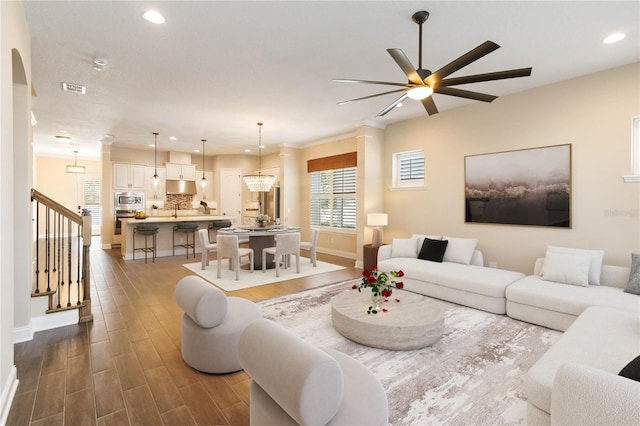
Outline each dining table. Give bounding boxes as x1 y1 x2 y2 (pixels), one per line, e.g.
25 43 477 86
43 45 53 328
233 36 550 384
217 225 302 270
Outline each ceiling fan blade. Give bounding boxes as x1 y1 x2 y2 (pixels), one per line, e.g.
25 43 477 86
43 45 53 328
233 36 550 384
427 41 500 85
377 94 408 117
387 48 424 85
337 88 408 105
332 78 413 88
421 96 439 116
438 68 532 87
435 87 498 103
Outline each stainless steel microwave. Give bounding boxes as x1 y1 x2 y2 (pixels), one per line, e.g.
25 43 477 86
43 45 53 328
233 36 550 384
114 192 144 210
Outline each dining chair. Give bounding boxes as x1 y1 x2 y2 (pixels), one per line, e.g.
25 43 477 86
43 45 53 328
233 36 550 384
197 229 217 270
299 229 320 267
262 232 300 277
217 234 254 280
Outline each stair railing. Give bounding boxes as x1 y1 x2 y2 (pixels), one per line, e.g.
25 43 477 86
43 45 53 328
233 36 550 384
30 188 93 323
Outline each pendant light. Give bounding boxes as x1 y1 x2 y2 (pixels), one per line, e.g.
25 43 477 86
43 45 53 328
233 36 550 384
243 122 276 192
152 132 159 186
66 150 86 174
200 139 207 189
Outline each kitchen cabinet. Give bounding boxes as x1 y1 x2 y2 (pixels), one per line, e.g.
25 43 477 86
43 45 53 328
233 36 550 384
145 167 166 201
166 163 196 181
113 163 146 190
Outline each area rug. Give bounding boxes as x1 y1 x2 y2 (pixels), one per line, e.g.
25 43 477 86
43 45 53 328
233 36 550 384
256 280 561 426
182 258 345 291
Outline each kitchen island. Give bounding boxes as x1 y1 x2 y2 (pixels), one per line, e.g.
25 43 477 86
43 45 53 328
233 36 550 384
120 215 234 260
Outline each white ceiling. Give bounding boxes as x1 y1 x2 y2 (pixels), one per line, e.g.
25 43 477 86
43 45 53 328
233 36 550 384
24 1 639 160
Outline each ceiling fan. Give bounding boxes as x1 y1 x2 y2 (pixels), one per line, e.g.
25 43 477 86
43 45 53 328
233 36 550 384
333 11 532 117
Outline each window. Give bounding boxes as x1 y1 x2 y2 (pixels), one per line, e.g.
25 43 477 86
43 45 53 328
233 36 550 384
310 167 356 230
624 116 640 183
83 177 101 235
392 150 425 188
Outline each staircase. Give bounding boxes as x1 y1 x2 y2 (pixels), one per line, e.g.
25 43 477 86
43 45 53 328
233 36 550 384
31 188 93 323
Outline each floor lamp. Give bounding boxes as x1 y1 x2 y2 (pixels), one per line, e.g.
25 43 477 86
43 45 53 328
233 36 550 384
367 213 388 248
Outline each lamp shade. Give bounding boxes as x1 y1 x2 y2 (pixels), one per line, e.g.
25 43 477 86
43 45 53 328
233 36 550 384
367 213 388 227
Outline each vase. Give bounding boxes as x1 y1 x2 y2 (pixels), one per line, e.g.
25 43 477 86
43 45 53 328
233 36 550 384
371 292 385 311
257 221 266 227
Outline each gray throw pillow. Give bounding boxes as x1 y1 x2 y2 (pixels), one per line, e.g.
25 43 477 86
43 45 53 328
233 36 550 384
624 253 640 295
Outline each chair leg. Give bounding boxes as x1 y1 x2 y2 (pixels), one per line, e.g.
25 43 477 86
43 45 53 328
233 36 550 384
311 248 316 267
144 234 148 264
262 251 267 273
275 255 280 277
217 257 222 278
234 255 240 280
249 250 254 273
201 248 207 270
295 254 300 273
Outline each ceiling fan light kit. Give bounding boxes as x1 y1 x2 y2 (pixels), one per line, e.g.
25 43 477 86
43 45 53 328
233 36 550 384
334 10 532 117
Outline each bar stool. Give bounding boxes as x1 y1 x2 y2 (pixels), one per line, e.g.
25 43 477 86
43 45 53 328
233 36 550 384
173 223 199 258
133 224 159 263
208 219 232 243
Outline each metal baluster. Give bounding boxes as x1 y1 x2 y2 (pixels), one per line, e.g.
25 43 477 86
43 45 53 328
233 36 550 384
76 221 82 305
45 206 51 292
35 201 40 294
56 213 61 300
67 217 72 307
57 217 64 309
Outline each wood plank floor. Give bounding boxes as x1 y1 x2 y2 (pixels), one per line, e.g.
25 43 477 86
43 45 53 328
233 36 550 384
8 239 360 425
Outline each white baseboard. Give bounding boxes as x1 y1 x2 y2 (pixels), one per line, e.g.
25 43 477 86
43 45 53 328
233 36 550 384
13 325 33 344
32 310 77 334
316 247 356 260
0 366 18 426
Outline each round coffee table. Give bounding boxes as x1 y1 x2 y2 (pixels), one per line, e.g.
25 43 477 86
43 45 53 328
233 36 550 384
331 289 444 350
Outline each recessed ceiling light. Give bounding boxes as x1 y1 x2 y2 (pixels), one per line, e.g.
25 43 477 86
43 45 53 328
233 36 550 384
148 144 155 147
194 149 200 153
602 32 626 44
143 10 165 24
244 148 251 153
169 136 177 141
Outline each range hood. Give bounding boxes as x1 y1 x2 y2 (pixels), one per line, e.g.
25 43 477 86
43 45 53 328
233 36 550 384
166 180 197 195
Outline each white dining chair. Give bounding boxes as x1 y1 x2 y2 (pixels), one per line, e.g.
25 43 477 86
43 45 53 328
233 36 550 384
217 234 254 280
197 229 217 270
262 232 300 277
299 229 320 267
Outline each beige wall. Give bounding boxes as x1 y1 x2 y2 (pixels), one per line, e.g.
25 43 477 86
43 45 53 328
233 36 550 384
382 63 640 273
35 156 102 213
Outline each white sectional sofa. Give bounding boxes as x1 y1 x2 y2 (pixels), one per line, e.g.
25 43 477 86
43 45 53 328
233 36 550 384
525 306 640 425
376 234 525 314
506 257 639 331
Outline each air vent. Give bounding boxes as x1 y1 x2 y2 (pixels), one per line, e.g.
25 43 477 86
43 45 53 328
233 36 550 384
61 82 86 94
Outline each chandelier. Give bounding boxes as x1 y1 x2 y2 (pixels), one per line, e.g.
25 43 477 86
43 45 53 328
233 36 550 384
66 150 86 174
243 122 276 192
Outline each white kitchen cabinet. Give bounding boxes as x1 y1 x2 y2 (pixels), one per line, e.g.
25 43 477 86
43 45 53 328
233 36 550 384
145 167 166 201
113 163 146 190
166 163 196 181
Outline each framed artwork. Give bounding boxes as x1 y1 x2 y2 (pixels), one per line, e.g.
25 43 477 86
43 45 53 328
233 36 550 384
465 144 571 227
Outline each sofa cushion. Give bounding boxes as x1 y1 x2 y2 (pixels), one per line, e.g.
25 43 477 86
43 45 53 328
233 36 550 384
391 237 418 258
175 276 228 328
547 245 604 285
506 275 640 316
442 236 478 265
418 238 448 263
619 354 640 382
624 253 640 295
412 234 442 252
541 251 591 287
378 257 523 298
